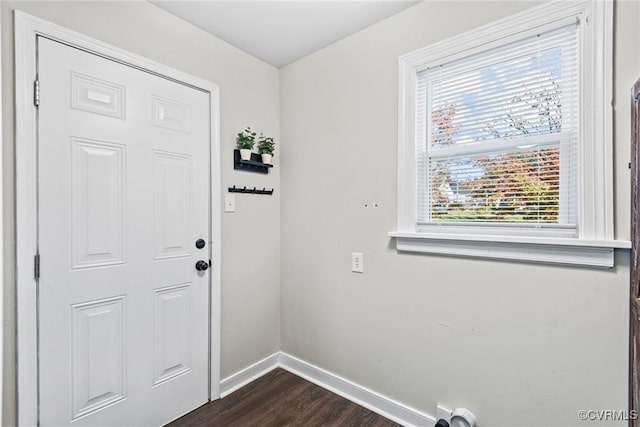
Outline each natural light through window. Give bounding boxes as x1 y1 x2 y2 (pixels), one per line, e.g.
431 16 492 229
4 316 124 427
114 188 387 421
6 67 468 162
416 24 578 228
393 1 626 266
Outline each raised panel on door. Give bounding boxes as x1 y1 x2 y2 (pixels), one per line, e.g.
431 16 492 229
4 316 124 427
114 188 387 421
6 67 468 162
71 296 126 420
153 283 192 385
71 72 126 119
71 137 126 269
153 150 192 261
152 95 191 133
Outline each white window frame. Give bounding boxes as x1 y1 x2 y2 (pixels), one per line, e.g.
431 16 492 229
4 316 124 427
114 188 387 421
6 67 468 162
390 0 630 267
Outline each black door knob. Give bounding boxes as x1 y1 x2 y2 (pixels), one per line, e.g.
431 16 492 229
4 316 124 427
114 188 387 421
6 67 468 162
195 260 209 271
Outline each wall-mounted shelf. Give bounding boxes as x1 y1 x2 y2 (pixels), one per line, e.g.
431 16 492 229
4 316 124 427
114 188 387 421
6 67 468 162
234 149 273 174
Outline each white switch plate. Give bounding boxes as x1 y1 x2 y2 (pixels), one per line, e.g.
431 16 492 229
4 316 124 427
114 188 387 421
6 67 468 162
224 194 236 212
352 252 363 273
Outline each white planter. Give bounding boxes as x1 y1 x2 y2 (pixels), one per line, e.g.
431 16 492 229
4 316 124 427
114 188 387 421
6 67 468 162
261 153 273 164
239 149 252 160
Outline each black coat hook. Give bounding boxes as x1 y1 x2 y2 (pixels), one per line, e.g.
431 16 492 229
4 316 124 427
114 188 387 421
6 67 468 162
228 186 274 196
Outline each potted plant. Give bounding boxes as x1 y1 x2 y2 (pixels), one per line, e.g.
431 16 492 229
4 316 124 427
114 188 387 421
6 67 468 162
236 127 256 160
257 134 275 165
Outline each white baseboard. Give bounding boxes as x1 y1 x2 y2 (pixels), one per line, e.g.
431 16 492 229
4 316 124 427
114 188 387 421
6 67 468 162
278 352 435 427
219 352 279 398
218 351 436 427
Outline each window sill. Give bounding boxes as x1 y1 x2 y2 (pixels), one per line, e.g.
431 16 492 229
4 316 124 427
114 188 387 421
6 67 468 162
388 232 631 268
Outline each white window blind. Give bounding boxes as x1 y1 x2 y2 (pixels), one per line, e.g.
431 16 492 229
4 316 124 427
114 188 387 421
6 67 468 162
416 23 579 233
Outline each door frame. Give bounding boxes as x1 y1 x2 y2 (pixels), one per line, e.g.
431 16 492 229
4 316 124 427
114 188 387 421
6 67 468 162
14 11 222 425
631 78 640 425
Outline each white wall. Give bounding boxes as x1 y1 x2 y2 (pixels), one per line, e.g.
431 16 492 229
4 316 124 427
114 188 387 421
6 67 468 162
280 1 638 426
3 1 639 426
1 1 280 425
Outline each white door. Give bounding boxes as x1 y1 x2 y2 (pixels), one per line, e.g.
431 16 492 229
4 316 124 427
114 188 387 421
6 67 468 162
37 37 211 426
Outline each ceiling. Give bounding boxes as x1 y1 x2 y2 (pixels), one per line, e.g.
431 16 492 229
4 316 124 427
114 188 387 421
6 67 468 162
150 1 420 68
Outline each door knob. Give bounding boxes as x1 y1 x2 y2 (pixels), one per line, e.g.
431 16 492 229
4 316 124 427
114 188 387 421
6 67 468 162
195 260 209 271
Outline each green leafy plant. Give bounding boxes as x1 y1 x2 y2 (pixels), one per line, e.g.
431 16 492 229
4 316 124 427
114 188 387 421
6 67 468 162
236 127 256 150
257 134 275 156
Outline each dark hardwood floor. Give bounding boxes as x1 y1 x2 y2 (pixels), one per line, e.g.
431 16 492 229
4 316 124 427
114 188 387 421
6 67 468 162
167 368 402 427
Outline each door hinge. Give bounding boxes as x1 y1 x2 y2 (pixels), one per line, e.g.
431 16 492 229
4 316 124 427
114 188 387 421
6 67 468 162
34 79 40 107
34 253 40 280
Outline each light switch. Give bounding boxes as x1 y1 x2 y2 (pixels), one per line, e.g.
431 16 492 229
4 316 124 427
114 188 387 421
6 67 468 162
224 194 236 212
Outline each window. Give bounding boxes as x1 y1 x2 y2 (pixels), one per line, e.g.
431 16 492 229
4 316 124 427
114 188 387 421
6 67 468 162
391 1 629 267
419 24 578 234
